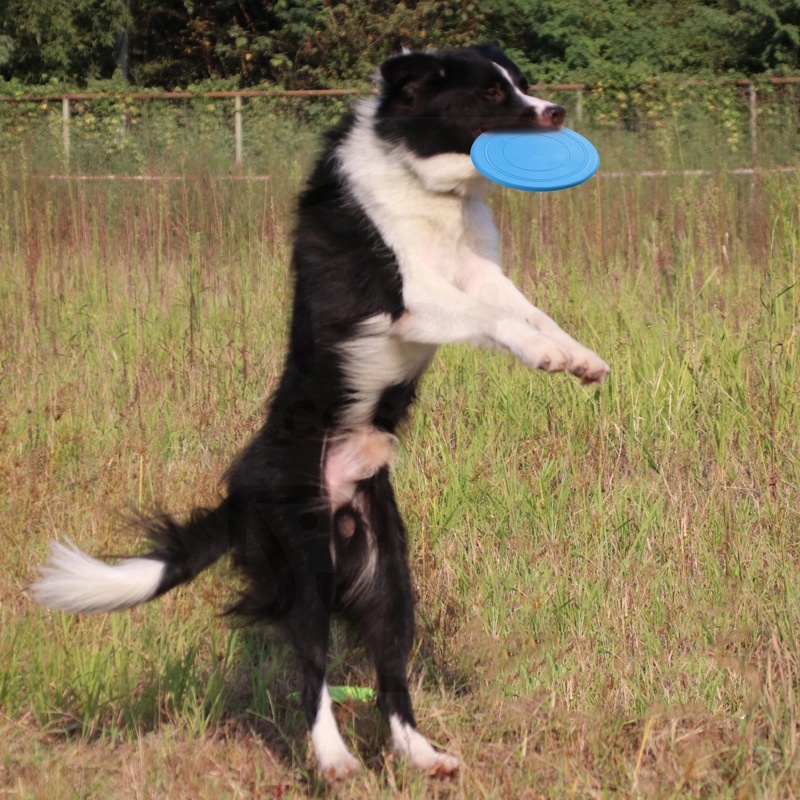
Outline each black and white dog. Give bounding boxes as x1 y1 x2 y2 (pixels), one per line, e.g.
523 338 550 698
33 44 609 781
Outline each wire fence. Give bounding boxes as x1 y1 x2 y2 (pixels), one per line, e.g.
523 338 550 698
1 76 798 177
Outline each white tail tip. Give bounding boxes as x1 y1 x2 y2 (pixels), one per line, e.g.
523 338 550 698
31 539 165 615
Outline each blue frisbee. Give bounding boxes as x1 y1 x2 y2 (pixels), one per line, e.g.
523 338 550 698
471 128 600 192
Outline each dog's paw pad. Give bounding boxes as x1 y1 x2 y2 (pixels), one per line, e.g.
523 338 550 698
580 360 611 384
567 348 610 384
539 347 571 373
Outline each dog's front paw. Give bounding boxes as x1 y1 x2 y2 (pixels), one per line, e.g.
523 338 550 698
497 320 610 383
566 345 610 384
498 320 572 373
533 340 573 374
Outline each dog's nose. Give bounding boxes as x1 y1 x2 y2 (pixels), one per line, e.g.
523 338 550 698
542 105 565 128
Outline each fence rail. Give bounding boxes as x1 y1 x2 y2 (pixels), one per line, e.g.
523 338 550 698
1 76 799 168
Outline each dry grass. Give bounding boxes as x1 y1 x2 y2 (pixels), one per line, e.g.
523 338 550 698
1 127 799 798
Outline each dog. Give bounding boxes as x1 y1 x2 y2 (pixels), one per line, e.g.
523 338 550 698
32 43 609 781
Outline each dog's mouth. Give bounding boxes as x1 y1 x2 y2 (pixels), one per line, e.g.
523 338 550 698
473 106 566 138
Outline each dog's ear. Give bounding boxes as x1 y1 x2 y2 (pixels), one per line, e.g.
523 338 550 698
379 52 445 102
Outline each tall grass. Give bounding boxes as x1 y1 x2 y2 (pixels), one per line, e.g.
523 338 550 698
1 123 799 798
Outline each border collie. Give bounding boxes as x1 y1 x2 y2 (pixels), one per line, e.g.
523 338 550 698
32 44 609 781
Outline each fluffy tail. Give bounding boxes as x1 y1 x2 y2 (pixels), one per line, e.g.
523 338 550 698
31 502 234 615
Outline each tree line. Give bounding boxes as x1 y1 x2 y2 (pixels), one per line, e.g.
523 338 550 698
0 0 798 90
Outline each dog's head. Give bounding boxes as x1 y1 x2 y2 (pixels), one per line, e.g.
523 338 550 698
374 44 565 158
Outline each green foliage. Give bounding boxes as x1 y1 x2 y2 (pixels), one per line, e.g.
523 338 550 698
487 0 800 83
734 0 800 72
0 0 129 84
236 0 488 88
129 0 488 88
0 35 12 67
1 0 797 88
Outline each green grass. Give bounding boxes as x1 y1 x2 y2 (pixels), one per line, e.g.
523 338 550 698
1 123 799 798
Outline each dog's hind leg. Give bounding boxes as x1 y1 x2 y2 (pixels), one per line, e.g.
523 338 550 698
345 472 460 777
231 484 361 783
290 581 361 782
289 545 361 782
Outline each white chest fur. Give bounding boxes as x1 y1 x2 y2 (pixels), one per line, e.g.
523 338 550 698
337 100 499 289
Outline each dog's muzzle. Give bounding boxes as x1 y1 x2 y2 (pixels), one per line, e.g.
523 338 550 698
523 104 566 129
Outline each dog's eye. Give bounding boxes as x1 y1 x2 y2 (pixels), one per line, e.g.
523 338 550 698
484 86 506 103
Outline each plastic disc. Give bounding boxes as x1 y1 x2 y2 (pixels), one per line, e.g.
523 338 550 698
287 686 375 704
471 128 600 192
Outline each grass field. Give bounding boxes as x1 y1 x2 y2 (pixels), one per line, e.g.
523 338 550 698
1 121 799 798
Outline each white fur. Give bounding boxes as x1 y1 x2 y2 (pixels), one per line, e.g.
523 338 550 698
399 150 484 195
311 683 361 781
389 715 459 775
338 313 435 428
31 539 165 614
336 101 610 384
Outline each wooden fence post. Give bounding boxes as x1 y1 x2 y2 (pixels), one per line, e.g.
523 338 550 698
748 83 758 158
234 94 243 168
62 96 71 165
